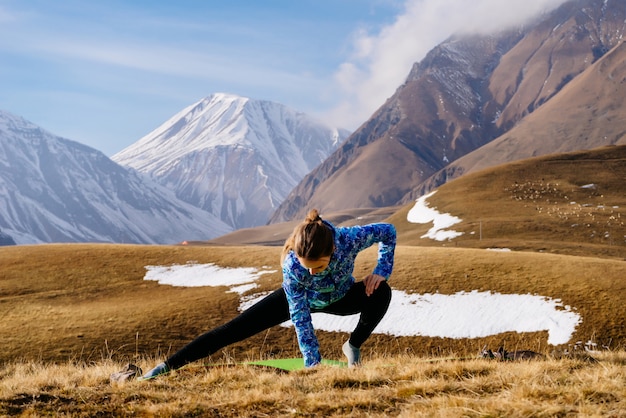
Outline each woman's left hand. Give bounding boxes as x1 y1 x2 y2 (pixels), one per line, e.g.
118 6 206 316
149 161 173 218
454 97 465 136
362 274 386 297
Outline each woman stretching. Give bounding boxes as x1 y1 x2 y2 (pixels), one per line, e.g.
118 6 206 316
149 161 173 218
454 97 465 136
140 209 396 379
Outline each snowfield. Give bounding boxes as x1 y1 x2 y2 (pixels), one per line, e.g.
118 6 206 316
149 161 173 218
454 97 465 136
142 192 581 347
407 190 463 241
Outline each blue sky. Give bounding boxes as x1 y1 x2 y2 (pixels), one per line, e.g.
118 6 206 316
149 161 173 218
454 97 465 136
0 0 566 156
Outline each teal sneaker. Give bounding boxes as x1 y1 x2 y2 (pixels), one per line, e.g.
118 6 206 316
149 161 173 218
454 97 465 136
138 362 170 381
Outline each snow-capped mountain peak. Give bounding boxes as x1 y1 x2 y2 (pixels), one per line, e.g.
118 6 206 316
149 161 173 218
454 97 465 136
113 93 349 229
0 110 231 245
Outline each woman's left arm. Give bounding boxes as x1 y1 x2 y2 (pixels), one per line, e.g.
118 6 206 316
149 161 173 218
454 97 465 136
342 223 396 295
371 223 396 280
357 223 395 296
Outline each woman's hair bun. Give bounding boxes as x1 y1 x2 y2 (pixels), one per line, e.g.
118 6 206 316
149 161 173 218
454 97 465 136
305 209 322 223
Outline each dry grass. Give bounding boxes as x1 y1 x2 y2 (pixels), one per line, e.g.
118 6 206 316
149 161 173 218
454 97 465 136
1 243 625 367
1 352 624 417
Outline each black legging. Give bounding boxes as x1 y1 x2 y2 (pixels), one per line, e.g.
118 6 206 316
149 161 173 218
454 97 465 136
166 280 392 369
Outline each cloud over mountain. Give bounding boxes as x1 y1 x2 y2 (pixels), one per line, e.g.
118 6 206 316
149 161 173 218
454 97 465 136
327 0 569 130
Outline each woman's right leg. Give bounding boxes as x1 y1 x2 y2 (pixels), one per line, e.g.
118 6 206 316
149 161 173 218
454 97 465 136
165 288 290 370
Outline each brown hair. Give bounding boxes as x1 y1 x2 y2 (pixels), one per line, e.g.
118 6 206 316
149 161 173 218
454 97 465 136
281 209 334 263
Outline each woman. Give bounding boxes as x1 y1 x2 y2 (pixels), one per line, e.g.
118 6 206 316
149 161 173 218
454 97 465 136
140 209 396 379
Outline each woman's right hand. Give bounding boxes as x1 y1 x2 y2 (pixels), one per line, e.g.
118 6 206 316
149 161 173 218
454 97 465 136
362 274 385 296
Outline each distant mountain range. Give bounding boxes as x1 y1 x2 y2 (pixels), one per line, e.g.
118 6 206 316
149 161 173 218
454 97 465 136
3 0 626 245
0 94 347 244
0 110 231 245
112 93 348 229
271 0 626 223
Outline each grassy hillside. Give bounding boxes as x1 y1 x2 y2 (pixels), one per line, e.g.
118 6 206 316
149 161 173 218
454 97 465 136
1 243 624 367
391 145 626 259
1 243 624 416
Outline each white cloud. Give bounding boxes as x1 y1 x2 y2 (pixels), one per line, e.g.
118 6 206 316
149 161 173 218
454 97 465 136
326 0 569 129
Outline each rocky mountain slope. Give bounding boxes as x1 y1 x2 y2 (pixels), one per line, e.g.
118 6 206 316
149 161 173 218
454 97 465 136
271 0 626 223
418 37 626 196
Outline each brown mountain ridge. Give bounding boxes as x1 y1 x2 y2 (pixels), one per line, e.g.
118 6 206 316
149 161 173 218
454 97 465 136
271 0 626 223
419 31 626 195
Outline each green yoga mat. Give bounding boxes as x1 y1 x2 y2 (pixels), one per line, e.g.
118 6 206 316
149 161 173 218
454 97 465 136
244 358 347 371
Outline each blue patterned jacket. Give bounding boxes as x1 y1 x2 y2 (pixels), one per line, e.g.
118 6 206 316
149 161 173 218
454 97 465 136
282 221 396 367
